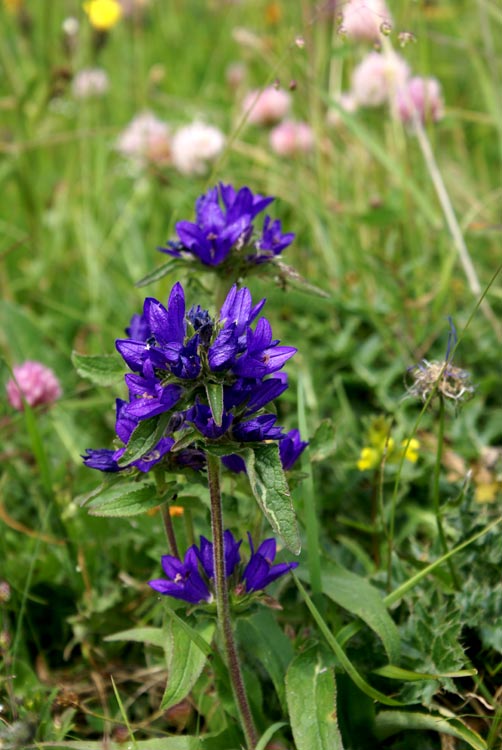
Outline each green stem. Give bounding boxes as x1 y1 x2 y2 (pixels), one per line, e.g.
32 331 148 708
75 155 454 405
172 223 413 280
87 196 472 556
432 397 461 590
161 503 179 559
297 375 322 595
206 453 258 750
155 471 179 558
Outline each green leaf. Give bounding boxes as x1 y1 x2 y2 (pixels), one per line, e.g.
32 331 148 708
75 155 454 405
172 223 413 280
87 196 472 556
118 413 170 466
255 722 288 750
316 563 400 663
308 419 336 463
374 710 487 750
38 742 197 750
237 608 294 711
205 382 224 426
71 350 124 386
243 443 301 554
161 617 215 711
85 480 160 517
286 647 344 750
374 664 477 681
104 627 166 648
135 259 180 288
294 575 403 707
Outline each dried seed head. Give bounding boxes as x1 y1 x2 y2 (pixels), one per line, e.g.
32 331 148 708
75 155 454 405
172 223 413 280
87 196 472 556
407 360 475 404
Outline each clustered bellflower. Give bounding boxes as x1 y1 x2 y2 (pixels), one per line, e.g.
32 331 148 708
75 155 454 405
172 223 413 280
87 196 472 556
160 183 295 267
83 282 307 473
149 530 298 605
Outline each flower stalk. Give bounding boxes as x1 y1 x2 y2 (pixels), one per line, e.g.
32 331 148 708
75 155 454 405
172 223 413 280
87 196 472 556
432 396 460 590
206 452 258 749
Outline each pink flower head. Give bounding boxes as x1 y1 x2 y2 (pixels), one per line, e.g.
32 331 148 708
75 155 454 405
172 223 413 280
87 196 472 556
269 120 314 157
242 87 291 126
352 50 410 107
341 0 392 42
116 111 171 167
395 76 444 125
6 361 62 411
72 68 109 99
171 121 225 176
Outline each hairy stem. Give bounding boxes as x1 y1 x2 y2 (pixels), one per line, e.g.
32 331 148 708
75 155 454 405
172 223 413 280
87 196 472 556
206 452 258 749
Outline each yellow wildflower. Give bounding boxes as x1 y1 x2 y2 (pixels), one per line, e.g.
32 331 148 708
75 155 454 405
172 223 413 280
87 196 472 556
357 416 420 471
357 447 379 471
401 438 420 463
169 505 185 518
83 0 122 31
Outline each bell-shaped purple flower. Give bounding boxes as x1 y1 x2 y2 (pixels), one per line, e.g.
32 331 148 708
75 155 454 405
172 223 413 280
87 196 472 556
279 429 308 470
243 534 298 592
82 448 121 472
162 183 294 267
195 530 242 579
149 530 297 606
149 547 212 604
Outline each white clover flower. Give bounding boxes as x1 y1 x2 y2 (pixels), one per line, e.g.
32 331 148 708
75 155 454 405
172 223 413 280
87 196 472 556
116 111 171 167
352 50 410 107
171 122 225 175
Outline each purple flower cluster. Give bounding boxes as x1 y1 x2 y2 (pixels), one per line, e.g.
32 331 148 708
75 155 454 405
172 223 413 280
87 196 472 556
160 184 295 267
83 282 306 474
149 530 298 604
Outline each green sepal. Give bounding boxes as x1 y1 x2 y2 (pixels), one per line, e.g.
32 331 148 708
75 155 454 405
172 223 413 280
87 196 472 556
205 381 224 426
135 258 181 288
117 413 170 467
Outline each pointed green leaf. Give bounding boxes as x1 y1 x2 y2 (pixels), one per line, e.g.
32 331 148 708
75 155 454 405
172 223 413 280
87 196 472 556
375 710 487 750
71 350 124 386
86 481 161 517
294 575 403 707
205 382 224 426
317 563 400 663
243 443 301 554
374 664 477 681
286 647 344 750
135 259 180 288
161 618 215 711
255 723 288 750
237 609 294 711
104 627 165 648
118 413 170 466
42 729 238 749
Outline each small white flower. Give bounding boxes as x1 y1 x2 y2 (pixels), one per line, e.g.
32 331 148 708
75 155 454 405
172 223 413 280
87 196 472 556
352 51 410 108
116 111 171 167
171 121 225 175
